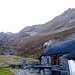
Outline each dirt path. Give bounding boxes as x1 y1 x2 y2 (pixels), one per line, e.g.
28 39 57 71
10 69 38 75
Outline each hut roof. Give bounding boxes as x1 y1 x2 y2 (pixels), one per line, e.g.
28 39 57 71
66 50 75 59
42 40 75 56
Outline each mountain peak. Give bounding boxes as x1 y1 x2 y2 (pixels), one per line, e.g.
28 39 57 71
67 8 75 12
60 8 75 19
63 8 75 15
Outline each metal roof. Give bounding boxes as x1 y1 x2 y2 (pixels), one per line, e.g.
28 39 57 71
66 50 75 59
42 40 75 56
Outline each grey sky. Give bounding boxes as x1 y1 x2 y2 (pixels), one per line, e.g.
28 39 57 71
0 0 75 33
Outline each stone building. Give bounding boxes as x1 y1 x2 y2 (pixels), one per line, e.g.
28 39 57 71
38 40 75 75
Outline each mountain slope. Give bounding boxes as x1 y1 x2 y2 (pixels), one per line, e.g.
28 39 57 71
0 32 14 54
0 32 14 46
15 26 75 58
39 8 75 33
5 8 75 58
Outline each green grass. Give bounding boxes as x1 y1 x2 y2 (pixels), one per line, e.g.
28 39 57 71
6 65 23 69
0 67 14 75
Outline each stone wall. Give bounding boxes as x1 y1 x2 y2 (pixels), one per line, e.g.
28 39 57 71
41 56 51 65
40 54 70 75
59 54 69 71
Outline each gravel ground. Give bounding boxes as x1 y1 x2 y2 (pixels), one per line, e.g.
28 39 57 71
10 69 38 75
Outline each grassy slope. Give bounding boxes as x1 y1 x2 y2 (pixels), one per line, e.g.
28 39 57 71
0 55 37 75
0 55 37 66
16 26 75 58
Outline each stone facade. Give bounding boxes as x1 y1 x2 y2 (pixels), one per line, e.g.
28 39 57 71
41 56 51 65
40 54 70 75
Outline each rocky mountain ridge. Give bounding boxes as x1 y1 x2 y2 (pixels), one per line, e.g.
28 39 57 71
1 8 75 58
0 32 14 45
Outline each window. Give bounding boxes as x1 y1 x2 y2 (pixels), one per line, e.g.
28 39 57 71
51 56 59 65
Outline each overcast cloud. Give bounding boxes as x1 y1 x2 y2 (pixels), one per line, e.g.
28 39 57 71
0 0 75 33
